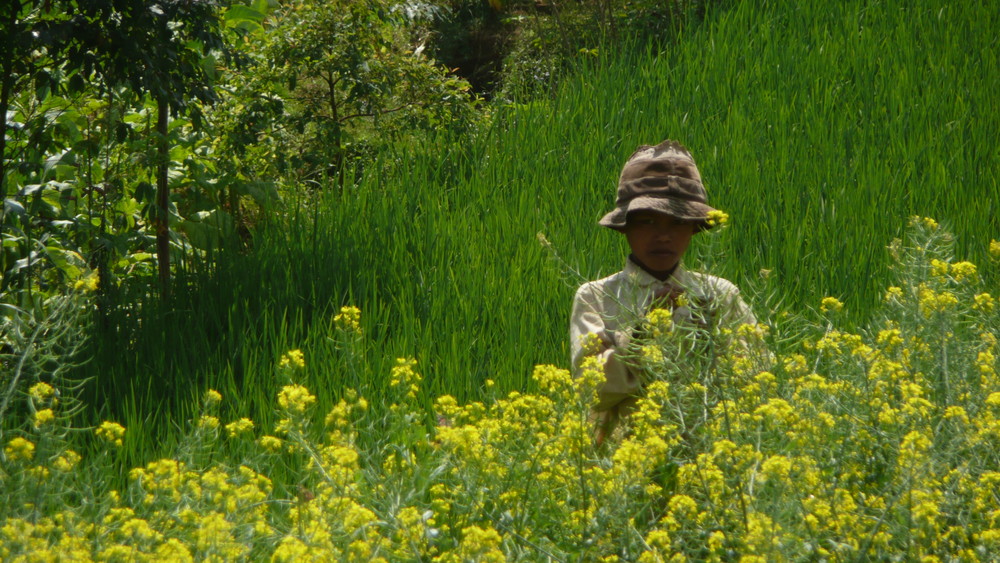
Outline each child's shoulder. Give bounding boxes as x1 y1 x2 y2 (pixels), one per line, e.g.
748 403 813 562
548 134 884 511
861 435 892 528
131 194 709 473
680 269 743 297
573 268 630 298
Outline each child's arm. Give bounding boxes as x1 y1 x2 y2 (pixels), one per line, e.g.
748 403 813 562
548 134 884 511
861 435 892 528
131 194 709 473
570 284 643 413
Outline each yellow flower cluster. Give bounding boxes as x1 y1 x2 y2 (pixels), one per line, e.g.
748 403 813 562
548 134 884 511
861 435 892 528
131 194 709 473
204 389 222 405
29 382 56 403
390 357 422 400
334 305 363 334
279 349 306 370
706 209 730 228
819 296 843 313
224 418 254 438
73 272 99 292
277 383 316 414
4 437 35 462
910 215 939 230
645 307 673 338
95 421 126 448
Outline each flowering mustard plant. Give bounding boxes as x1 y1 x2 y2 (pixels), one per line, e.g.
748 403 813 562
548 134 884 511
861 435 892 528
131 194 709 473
2 220 999 560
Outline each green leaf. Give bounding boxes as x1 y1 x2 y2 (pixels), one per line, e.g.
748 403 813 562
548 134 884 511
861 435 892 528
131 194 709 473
242 180 280 206
176 209 235 250
4 199 27 219
43 246 84 280
43 150 75 176
225 5 267 24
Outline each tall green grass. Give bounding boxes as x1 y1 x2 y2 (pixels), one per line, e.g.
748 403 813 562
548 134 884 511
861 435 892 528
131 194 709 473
80 0 999 464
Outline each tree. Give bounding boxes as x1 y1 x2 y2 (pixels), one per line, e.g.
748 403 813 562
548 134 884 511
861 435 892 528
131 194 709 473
1 0 231 298
257 0 478 186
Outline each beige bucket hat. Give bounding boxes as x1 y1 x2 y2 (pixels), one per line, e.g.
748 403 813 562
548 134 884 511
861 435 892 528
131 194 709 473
599 139 717 231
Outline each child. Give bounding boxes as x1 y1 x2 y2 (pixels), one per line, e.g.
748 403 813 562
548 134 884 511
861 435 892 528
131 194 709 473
569 140 758 443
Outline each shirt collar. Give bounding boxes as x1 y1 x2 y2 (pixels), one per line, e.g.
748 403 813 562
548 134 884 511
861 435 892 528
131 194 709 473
623 257 689 288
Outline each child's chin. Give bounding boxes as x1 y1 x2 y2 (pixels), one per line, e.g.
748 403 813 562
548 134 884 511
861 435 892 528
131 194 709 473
645 257 677 271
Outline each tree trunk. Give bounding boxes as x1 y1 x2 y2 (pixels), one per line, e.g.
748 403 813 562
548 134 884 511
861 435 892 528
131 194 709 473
325 71 344 189
0 58 16 294
155 96 171 299
0 61 14 200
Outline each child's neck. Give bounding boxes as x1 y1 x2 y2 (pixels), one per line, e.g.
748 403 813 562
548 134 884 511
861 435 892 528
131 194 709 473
629 254 679 281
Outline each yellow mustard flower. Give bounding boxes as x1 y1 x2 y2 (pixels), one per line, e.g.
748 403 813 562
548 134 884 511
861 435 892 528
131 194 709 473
258 435 282 452
950 260 977 282
453 525 505 563
204 389 223 405
95 421 126 448
943 406 969 425
910 215 938 230
990 239 1000 259
154 538 194 560
224 418 254 438
53 450 81 472
279 349 306 370
277 384 316 414
645 307 673 337
73 272 98 292
706 209 730 227
29 382 55 403
973 293 995 313
885 286 904 302
820 296 844 313
5 437 35 461
877 328 904 350
918 285 959 317
578 332 604 356
645 529 671 551
197 415 220 430
334 305 363 334
194 511 244 557
33 408 55 428
641 344 664 365
532 364 573 401
978 350 996 377
389 357 422 399
27 465 50 481
930 259 950 278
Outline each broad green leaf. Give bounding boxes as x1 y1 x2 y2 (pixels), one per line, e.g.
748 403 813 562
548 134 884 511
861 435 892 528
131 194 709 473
44 246 85 279
225 5 266 23
43 150 74 175
241 180 280 206
3 199 27 218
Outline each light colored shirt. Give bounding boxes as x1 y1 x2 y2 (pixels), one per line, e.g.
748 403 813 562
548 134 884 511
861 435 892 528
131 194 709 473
569 258 757 412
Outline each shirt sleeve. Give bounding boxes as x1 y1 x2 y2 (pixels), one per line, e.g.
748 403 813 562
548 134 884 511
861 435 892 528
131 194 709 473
708 279 774 364
717 282 757 329
570 283 643 412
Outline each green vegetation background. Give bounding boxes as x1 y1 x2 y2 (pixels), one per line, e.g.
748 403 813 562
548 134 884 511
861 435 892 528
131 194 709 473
79 0 998 462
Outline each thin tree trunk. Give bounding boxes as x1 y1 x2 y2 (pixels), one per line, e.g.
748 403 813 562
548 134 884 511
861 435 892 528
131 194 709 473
0 66 13 293
0 61 14 201
325 71 344 189
155 96 171 299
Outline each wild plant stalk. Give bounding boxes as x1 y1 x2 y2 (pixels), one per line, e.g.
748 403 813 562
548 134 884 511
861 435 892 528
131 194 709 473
0 293 92 444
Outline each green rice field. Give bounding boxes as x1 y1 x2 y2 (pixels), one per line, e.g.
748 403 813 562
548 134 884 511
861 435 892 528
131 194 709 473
4 0 1000 559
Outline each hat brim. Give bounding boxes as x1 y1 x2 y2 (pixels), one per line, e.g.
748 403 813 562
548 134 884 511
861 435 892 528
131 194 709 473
599 196 718 231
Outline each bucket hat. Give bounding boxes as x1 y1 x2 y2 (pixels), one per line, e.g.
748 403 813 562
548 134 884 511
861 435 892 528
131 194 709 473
599 140 717 231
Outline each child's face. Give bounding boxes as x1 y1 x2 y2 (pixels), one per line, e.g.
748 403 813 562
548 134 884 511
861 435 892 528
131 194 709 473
624 210 696 276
